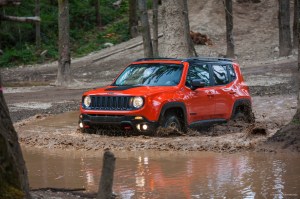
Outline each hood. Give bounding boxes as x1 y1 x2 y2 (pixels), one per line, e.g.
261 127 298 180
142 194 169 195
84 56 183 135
83 85 178 96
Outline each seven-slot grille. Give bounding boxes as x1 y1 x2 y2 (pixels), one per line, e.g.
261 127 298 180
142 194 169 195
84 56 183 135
89 96 132 110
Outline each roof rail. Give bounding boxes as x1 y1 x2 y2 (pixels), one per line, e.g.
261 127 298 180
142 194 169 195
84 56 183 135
186 57 234 62
134 57 182 62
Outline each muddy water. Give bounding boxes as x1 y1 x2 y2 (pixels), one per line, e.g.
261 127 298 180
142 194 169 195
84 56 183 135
23 148 300 199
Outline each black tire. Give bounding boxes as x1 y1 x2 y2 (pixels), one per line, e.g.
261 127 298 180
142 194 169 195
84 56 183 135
162 113 182 132
233 106 255 123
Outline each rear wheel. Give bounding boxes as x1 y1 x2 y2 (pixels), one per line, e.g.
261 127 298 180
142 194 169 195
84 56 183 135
233 105 255 123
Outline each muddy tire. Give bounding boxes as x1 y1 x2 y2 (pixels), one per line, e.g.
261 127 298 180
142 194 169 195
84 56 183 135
233 107 255 123
161 113 182 133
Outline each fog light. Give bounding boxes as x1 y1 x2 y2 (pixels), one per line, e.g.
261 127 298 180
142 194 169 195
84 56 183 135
135 116 143 120
136 124 141 131
79 122 83 128
142 124 148 131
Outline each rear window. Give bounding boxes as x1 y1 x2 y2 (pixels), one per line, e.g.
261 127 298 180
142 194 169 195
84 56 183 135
212 65 229 85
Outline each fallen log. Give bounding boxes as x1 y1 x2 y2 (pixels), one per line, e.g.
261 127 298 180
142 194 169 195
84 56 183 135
0 0 21 6
0 15 40 23
92 33 163 63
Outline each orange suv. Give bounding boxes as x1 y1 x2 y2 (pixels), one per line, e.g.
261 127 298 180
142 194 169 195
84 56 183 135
79 57 253 134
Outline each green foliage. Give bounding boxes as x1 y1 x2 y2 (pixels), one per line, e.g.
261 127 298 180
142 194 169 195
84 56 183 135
0 183 24 199
291 117 300 124
0 0 131 67
0 46 38 67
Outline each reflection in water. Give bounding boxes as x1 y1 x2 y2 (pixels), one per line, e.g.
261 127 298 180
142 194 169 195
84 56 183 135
22 147 300 199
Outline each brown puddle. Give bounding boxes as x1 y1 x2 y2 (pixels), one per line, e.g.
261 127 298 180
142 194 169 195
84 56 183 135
23 147 300 198
18 111 79 133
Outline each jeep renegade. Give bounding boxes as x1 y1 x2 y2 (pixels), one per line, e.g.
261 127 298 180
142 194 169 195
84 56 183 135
79 57 252 134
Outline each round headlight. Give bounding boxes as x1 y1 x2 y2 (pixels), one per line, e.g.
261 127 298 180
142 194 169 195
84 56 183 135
83 96 91 107
132 97 144 109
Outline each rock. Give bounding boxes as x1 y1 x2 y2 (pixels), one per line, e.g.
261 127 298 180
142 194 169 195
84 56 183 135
104 43 114 48
273 46 279 52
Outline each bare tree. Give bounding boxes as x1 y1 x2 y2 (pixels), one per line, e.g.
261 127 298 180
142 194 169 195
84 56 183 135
224 0 234 58
295 0 300 121
95 0 101 27
152 0 159 57
160 0 196 58
293 0 298 48
56 0 72 86
0 74 31 199
278 0 292 56
138 0 153 58
129 0 138 38
35 0 41 49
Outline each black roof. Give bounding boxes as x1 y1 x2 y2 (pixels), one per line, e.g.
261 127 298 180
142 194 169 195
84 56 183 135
134 57 235 64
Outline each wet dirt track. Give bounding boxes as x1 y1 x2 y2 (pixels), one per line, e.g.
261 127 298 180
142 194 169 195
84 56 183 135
15 94 297 153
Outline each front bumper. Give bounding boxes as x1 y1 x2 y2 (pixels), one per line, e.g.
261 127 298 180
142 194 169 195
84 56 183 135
79 114 158 133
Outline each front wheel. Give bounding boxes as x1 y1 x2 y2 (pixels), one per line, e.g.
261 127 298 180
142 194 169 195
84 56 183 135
163 114 182 130
157 113 184 136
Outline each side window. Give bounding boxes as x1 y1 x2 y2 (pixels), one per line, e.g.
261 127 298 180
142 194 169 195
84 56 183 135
186 64 210 88
227 65 236 81
212 65 229 85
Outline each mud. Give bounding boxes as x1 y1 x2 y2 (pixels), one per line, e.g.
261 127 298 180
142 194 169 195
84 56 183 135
13 93 297 153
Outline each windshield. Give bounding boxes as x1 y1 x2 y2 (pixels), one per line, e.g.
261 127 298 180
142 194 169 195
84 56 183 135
113 63 183 86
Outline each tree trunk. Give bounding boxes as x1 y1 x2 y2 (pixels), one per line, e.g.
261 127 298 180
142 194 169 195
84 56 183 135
152 0 159 57
35 0 41 49
138 0 153 58
129 0 138 38
95 0 101 27
293 0 299 49
56 0 72 86
183 0 197 57
0 74 31 199
160 0 196 58
225 0 234 58
97 150 116 199
278 0 292 56
49 0 55 5
294 0 300 121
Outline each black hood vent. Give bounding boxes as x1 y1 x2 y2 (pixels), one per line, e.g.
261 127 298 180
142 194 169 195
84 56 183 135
105 86 141 91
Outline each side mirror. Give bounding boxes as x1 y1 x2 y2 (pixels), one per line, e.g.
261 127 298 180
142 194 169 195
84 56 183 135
191 79 206 90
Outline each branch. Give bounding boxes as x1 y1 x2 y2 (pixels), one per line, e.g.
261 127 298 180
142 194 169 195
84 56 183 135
0 15 40 23
0 0 21 6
